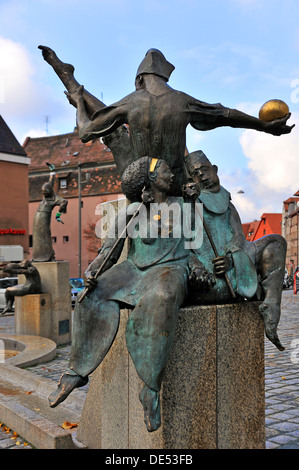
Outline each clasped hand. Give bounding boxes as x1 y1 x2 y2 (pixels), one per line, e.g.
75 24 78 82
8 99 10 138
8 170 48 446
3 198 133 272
212 254 233 275
84 274 98 292
65 85 84 107
182 182 201 199
189 254 233 290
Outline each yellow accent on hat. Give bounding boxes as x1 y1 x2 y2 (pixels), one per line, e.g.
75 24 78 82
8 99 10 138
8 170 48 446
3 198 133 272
149 158 158 173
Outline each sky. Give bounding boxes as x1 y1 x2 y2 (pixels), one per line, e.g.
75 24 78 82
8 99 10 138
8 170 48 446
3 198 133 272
0 0 299 223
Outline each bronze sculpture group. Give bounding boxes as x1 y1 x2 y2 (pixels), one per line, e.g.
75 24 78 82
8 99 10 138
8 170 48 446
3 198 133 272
38 46 294 432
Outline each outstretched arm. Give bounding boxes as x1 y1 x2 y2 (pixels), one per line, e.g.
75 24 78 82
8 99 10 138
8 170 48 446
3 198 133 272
190 100 294 136
226 108 294 136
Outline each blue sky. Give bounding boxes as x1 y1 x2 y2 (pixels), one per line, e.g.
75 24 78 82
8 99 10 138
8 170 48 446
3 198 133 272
1 0 299 222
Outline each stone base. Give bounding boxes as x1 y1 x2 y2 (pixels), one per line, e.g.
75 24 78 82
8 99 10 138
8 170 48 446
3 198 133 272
15 293 52 338
76 301 265 449
18 261 72 345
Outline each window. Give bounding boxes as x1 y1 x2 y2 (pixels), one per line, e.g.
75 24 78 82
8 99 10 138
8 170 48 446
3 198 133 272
59 178 67 189
63 235 69 243
52 236 57 244
29 234 33 248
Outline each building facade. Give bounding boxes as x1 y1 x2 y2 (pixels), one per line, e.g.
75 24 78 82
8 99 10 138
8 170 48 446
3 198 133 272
0 116 30 267
282 192 299 274
24 130 123 278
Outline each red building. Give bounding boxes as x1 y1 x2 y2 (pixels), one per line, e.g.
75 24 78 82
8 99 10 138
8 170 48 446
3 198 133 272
252 213 282 240
242 220 259 242
242 214 282 242
0 116 30 267
23 129 123 278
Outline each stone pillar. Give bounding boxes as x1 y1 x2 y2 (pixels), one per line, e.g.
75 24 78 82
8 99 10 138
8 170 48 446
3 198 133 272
76 301 265 449
15 293 52 338
17 261 72 345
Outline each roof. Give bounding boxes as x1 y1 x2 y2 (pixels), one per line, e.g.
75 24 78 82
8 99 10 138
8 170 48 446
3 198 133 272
283 196 299 204
0 115 27 157
24 130 123 201
242 220 259 241
242 222 250 236
23 130 114 171
283 196 299 212
260 213 282 234
252 213 282 240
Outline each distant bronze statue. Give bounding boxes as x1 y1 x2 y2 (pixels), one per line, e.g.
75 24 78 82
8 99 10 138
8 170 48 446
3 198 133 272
38 46 294 194
1 260 42 314
32 164 68 262
48 156 199 432
184 150 287 351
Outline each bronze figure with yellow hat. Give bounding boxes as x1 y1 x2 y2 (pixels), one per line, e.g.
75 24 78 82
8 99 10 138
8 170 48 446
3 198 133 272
48 156 199 432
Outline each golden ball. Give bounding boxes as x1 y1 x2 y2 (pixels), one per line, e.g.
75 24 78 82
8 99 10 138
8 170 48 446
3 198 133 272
259 99 289 122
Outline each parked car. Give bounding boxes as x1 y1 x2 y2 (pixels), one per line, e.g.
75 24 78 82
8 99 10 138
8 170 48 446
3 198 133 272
283 269 292 289
0 277 18 312
70 278 85 308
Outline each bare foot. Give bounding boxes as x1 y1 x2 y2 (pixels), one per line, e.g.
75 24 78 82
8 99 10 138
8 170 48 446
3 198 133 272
139 385 161 432
259 302 285 351
1 306 13 315
48 373 88 408
38 45 75 76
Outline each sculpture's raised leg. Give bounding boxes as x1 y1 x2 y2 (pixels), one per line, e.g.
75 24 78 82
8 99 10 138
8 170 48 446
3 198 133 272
38 45 105 117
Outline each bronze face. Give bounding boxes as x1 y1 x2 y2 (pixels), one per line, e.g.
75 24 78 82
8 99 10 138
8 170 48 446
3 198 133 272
191 162 220 192
152 160 175 194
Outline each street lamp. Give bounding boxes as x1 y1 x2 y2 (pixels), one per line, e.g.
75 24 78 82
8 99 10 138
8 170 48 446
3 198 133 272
78 161 82 278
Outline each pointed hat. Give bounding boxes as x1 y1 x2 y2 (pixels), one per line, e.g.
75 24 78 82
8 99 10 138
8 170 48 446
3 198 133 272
184 150 211 175
136 49 175 81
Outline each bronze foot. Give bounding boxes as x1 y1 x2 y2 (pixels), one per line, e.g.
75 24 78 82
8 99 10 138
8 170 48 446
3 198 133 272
48 373 88 408
259 302 285 351
1 306 12 315
139 385 161 432
38 45 75 76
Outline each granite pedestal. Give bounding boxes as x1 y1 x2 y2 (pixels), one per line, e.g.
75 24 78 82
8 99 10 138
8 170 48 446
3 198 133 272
76 301 265 449
15 293 52 338
17 261 72 345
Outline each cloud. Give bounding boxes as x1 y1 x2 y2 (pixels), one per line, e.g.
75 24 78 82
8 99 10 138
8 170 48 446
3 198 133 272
0 36 74 141
0 37 37 117
231 193 260 222
216 114 299 222
239 112 299 192
219 153 297 223
186 126 205 151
